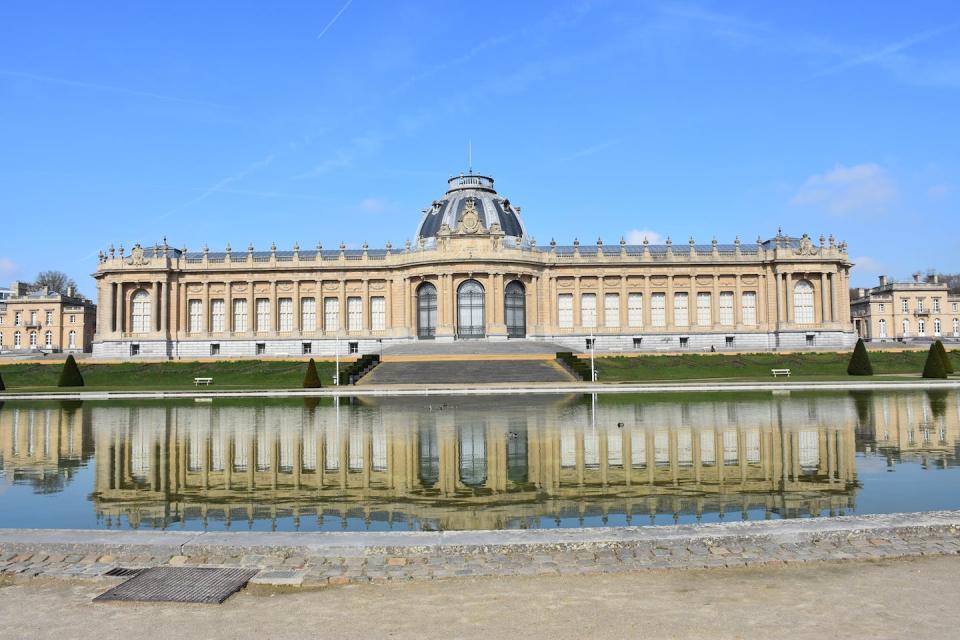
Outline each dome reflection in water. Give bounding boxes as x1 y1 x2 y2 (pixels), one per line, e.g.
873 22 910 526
1 390 960 531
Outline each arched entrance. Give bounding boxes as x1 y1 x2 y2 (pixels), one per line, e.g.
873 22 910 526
417 282 437 339
504 280 526 338
457 279 485 338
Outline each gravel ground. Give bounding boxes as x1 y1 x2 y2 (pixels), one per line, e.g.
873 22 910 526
1 555 958 639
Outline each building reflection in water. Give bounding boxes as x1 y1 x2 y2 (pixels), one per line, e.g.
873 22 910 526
0 391 958 531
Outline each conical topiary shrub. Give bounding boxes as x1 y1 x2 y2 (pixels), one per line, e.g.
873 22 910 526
303 358 322 388
57 354 84 387
934 340 954 375
847 338 874 376
922 343 947 379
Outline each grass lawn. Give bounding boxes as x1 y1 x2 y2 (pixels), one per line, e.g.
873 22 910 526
593 349 960 383
0 359 339 391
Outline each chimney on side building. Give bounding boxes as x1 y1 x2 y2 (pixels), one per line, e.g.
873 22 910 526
879 275 888 287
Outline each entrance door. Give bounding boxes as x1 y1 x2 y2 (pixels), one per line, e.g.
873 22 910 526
504 280 526 338
417 283 437 339
457 280 485 338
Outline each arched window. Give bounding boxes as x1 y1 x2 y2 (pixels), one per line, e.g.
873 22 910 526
934 319 942 336
793 280 815 324
416 282 437 339
504 280 526 338
457 279 485 338
44 331 52 348
902 319 910 337
878 319 886 338
131 289 151 333
14 331 21 348
954 319 959 337
68 330 77 349
29 331 37 347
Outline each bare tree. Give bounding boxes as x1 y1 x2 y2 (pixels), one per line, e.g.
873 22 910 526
33 270 78 295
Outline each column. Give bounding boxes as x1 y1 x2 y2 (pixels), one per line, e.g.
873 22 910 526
115 282 124 335
573 276 581 328
619 276 628 329
665 275 674 331
784 273 794 324
202 281 211 334
820 272 829 326
106 281 116 333
642 276 652 328
160 280 169 335
829 272 838 322
270 280 278 332
362 279 369 331
293 280 300 333
712 274 721 326
152 281 160 332
248 281 256 334
734 274 742 326
225 282 233 334
337 280 345 332
774 271 783 326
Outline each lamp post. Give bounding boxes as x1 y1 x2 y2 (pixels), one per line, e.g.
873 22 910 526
335 333 340 386
590 330 597 382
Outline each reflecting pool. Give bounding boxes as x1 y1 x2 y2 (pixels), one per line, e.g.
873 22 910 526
1 390 959 531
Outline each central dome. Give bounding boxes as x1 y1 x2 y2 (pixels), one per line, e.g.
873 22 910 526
415 174 527 246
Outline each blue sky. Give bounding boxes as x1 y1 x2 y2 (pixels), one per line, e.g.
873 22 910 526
1 0 959 296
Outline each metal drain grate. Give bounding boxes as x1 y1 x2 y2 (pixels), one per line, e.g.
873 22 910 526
104 567 143 577
94 567 259 604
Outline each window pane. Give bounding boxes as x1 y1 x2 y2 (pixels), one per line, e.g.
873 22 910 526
651 293 665 327
741 292 757 325
673 292 688 327
347 297 363 331
696 292 711 326
558 294 573 328
604 293 619 328
371 296 386 330
233 299 247 332
719 292 734 326
581 294 596 328
627 293 643 327
301 297 316 332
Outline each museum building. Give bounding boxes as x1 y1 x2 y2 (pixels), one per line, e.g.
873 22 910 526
91 172 856 358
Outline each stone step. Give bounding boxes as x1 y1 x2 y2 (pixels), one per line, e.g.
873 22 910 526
358 358 576 385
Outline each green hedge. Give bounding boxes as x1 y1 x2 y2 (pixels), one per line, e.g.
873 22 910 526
557 352 592 381
339 354 380 385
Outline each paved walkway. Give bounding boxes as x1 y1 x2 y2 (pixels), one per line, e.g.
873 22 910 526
2 511 960 588
2 555 959 639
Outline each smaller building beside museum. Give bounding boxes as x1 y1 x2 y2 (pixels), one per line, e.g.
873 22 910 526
850 274 960 342
0 281 97 353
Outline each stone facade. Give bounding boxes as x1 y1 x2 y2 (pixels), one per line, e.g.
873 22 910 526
851 274 960 343
92 173 856 358
0 282 97 354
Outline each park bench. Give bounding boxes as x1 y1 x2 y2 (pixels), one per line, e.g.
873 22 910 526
193 377 214 386
770 369 791 377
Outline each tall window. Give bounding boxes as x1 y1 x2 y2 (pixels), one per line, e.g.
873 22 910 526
918 319 926 336
211 299 225 332
878 319 886 338
131 289 151 333
347 297 363 331
14 331 21 348
30 311 37 325
68 330 76 348
371 296 386 331
255 298 270 331
673 292 688 327
301 297 316 332
188 299 203 332
233 299 248 332
44 331 52 348
719 292 734 326
934 298 941 313
45 311 53 325
0 333 3 347
793 280 815 324
741 292 757 325
651 293 666 327
278 298 293 331
604 294 619 328
902 319 910 336
934 318 941 336
324 297 339 331
953 319 959 336
878 303 885 312
14 311 21 326
558 294 573 328
627 293 643 327
29 331 37 347
696 292 711 326
901 298 909 313
581 294 597 328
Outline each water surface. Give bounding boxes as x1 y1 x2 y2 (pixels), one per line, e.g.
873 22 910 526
1 390 958 531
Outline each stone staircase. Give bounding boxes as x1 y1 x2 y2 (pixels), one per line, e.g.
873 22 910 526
358 357 576 385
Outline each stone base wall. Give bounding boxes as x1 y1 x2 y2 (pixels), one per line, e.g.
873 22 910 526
92 330 857 359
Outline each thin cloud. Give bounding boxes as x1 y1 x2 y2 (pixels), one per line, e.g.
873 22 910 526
317 0 355 40
0 257 19 279
0 69 225 108
790 163 898 215
158 154 275 220
626 229 664 245
811 24 957 78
